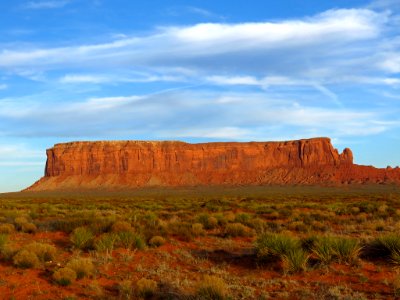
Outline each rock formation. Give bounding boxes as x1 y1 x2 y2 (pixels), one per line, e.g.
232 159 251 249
26 137 400 191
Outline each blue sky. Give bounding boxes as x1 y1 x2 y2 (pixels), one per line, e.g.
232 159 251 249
0 0 400 192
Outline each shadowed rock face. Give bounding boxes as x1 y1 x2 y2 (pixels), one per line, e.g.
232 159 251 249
26 137 400 191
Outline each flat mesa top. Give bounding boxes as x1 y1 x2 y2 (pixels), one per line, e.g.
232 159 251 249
52 137 332 148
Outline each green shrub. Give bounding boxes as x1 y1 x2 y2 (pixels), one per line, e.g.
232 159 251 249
13 250 40 268
53 267 77 286
196 275 228 300
136 278 157 298
225 223 252 237
66 257 94 279
24 242 56 262
149 236 165 247
282 248 309 273
371 234 400 263
312 236 361 264
117 231 144 249
0 224 15 234
94 233 118 252
70 227 94 250
312 237 336 264
255 233 300 259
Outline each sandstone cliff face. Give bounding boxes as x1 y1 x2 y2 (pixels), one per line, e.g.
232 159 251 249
27 137 400 191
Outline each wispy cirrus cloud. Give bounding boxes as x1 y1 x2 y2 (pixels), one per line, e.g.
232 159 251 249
22 0 70 9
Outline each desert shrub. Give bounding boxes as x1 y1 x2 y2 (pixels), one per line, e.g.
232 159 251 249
117 231 144 250
370 234 400 263
21 222 37 233
167 221 193 241
334 237 361 264
111 221 133 233
89 217 115 235
197 214 218 230
192 223 205 236
282 248 309 273
196 275 228 300
70 227 94 250
14 217 28 230
0 234 8 253
312 236 361 264
24 242 56 262
255 233 300 259
0 223 15 234
149 236 165 247
53 267 77 286
119 280 133 299
94 233 118 252
312 237 336 264
136 278 157 298
13 250 40 268
66 257 94 279
234 213 251 225
225 223 252 237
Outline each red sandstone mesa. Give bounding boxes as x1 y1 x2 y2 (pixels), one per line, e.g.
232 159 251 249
26 137 400 191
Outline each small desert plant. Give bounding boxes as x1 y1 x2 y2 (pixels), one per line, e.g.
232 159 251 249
234 213 251 225
136 278 157 298
225 223 252 237
119 280 133 299
334 237 361 264
111 221 133 233
0 223 15 234
14 217 28 230
53 267 77 286
149 236 165 247
94 233 118 252
312 237 336 264
312 236 361 264
196 275 228 300
21 222 37 233
255 233 300 259
13 250 40 268
24 242 56 262
197 214 218 230
65 257 94 279
282 248 309 273
70 227 94 250
117 231 144 249
0 234 8 254
371 234 400 264
192 223 205 236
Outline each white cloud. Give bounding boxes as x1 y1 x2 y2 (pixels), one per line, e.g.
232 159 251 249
22 0 70 9
0 84 7 90
59 73 185 84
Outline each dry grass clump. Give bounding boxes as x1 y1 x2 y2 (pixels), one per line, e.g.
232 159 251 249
0 223 15 234
94 233 118 252
13 250 40 268
197 214 218 230
24 242 56 262
21 222 37 233
14 217 28 229
149 236 165 247
192 223 205 236
255 233 308 273
196 275 228 300
65 257 94 279
136 278 157 298
118 280 133 299
70 227 94 250
111 221 133 233
117 231 145 250
312 236 361 264
53 267 77 286
225 223 253 237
